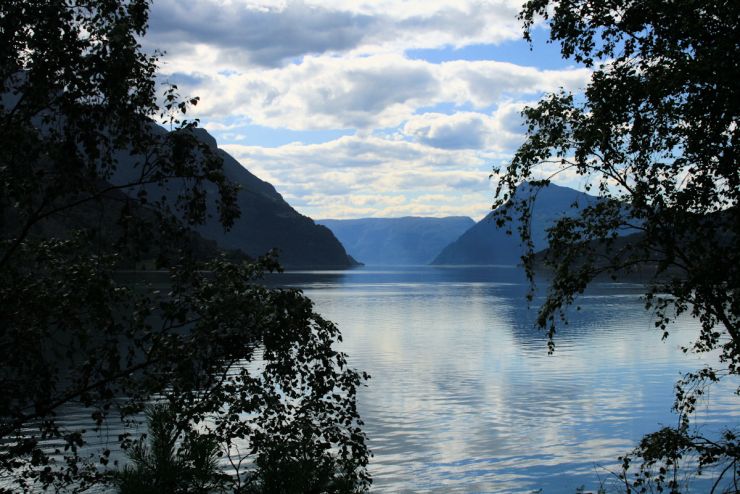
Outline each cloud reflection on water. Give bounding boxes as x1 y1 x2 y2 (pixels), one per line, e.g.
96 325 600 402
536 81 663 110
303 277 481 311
294 266 738 493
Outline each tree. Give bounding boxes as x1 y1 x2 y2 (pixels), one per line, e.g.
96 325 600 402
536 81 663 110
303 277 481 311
116 404 227 494
0 1 369 492
494 0 738 491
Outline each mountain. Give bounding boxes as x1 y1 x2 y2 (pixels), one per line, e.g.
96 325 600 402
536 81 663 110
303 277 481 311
432 183 598 265
189 130 358 268
8 181 243 268
112 127 356 268
317 216 475 265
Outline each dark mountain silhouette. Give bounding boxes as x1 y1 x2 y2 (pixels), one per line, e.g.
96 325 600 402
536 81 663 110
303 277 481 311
111 127 357 269
6 182 243 268
432 183 598 265
532 204 737 281
317 216 475 265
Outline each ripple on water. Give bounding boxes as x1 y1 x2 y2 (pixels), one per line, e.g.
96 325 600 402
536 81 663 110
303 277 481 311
303 267 738 493
20 267 738 494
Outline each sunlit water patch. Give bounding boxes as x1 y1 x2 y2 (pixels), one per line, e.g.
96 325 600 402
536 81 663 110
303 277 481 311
282 266 739 493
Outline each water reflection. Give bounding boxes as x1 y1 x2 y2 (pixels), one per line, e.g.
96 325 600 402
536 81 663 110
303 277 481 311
289 266 738 493
25 266 737 493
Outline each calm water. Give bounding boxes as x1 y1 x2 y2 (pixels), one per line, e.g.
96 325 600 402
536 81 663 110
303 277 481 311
276 266 738 493
18 266 738 493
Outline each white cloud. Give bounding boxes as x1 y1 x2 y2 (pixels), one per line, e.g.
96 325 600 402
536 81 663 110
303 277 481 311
142 1 591 220
148 0 524 67
222 134 496 220
401 102 529 150
148 1 374 67
403 112 491 150
161 54 590 131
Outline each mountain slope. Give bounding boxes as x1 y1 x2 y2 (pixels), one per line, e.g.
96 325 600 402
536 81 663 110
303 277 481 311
112 127 356 268
190 130 356 268
432 183 598 265
317 216 475 265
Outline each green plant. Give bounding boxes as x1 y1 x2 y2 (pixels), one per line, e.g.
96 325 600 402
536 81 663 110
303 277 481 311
116 404 225 494
0 1 370 492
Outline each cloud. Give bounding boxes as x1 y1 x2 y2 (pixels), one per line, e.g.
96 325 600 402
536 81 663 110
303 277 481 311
148 1 375 67
160 54 590 130
141 1 592 220
404 112 490 149
147 0 524 67
401 102 531 150
221 134 496 219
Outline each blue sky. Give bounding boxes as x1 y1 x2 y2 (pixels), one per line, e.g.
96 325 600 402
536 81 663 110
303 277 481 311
145 0 592 220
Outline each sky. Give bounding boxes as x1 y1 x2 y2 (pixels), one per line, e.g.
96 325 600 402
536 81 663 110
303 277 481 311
144 0 592 221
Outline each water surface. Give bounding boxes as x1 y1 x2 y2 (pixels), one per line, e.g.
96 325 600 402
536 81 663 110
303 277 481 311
16 265 737 493
278 265 738 493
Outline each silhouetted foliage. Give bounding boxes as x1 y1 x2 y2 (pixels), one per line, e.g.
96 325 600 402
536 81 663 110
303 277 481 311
0 1 369 492
495 0 739 491
116 404 226 494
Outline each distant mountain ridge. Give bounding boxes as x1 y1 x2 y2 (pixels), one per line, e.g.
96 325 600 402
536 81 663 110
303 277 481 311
317 216 475 265
111 127 356 268
432 183 599 265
